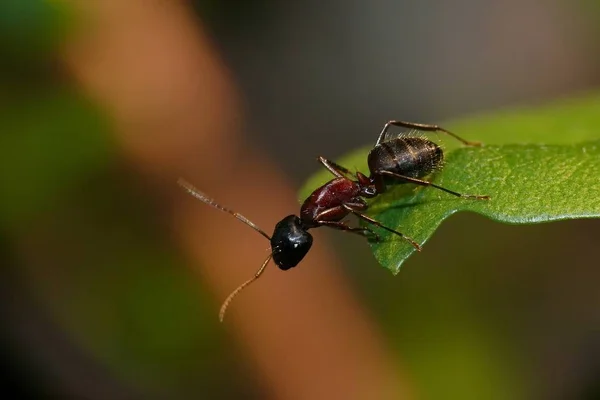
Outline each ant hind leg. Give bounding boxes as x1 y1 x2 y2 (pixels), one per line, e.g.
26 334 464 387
377 170 490 200
376 120 481 147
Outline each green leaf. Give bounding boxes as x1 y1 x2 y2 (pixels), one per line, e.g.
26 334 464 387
299 93 600 273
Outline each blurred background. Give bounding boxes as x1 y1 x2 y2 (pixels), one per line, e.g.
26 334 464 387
1 0 600 399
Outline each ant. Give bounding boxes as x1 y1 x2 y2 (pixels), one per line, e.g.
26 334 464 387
179 120 489 321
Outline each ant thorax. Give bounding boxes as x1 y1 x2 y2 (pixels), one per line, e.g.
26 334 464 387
299 177 362 227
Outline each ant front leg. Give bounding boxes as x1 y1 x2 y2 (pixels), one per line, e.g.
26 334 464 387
377 170 490 200
376 120 482 147
314 202 379 241
317 156 354 179
317 221 381 242
341 203 421 251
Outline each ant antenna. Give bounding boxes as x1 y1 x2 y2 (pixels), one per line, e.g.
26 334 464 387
178 178 274 321
219 253 272 322
177 178 271 241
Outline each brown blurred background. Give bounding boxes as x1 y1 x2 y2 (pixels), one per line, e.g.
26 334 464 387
1 0 599 399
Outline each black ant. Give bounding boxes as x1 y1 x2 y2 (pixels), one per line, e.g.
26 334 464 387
179 120 489 321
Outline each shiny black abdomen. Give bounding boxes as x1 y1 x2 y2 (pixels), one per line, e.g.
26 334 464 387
367 137 443 179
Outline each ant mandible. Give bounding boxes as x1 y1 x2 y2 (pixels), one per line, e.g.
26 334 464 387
179 120 490 321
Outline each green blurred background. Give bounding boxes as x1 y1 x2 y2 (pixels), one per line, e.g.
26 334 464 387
1 0 599 399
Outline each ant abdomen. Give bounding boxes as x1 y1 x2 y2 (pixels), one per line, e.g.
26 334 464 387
368 137 443 180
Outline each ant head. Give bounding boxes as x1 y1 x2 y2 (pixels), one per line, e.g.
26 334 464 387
270 215 313 270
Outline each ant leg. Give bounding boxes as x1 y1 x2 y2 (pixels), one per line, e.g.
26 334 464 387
317 156 354 179
342 204 421 251
376 120 481 147
317 220 381 242
377 170 490 200
313 203 378 240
